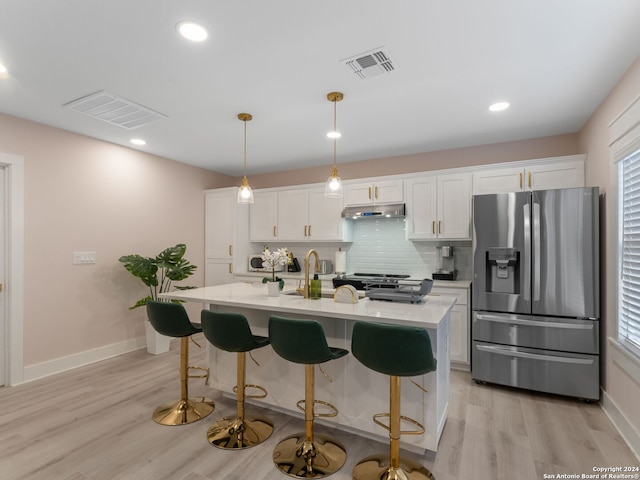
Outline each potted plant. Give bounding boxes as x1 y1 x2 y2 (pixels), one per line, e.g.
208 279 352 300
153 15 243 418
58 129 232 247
119 243 197 354
260 246 291 296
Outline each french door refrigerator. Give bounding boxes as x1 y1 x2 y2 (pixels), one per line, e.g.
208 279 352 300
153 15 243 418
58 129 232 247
472 187 600 400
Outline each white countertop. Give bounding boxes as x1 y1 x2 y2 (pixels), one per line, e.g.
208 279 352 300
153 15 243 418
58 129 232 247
160 282 456 329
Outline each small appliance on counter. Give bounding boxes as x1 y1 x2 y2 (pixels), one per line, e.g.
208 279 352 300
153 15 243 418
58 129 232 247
432 245 458 280
365 278 433 304
248 255 285 272
319 259 333 274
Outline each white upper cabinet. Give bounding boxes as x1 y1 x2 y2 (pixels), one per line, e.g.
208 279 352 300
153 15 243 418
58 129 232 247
205 189 236 259
344 179 403 206
249 190 278 241
472 156 585 195
405 173 472 240
249 185 348 242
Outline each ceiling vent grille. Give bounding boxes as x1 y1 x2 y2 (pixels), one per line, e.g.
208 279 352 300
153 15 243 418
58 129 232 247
340 47 397 80
64 91 167 129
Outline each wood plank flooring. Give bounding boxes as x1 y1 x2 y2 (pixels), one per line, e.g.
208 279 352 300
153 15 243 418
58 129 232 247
1 334 637 480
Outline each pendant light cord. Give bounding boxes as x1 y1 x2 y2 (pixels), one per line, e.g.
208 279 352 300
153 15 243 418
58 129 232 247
243 118 248 180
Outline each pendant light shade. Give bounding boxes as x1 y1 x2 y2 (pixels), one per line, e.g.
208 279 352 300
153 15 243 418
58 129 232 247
325 92 344 198
237 113 254 204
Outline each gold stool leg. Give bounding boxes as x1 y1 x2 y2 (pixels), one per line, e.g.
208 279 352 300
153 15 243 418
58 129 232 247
353 376 434 480
207 352 274 449
273 364 347 478
153 337 215 426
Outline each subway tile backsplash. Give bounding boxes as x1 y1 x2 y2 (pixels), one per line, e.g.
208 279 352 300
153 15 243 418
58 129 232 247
344 218 472 279
250 217 472 280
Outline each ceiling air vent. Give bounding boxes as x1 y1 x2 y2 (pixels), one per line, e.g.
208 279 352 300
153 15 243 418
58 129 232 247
340 47 397 80
64 91 167 129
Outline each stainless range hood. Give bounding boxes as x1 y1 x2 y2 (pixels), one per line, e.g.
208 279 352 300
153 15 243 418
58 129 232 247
341 203 405 219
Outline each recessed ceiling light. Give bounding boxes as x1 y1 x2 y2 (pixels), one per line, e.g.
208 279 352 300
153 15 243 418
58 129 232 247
489 102 510 112
176 21 208 42
0 63 8 77
327 131 341 139
130 138 146 146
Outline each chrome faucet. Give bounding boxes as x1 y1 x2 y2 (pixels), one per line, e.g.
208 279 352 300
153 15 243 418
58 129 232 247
301 249 320 299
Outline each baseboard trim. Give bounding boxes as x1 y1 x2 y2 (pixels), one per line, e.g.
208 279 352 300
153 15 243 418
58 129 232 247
601 389 640 462
21 336 147 384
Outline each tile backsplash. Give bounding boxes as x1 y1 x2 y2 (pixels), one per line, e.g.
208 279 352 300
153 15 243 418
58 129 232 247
256 218 472 280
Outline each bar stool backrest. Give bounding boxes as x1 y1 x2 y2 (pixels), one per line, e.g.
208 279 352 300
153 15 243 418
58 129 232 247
351 321 437 377
146 300 200 338
269 315 345 364
201 311 267 352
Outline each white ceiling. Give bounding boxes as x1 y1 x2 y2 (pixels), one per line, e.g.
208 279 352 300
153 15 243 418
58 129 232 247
1 1 640 177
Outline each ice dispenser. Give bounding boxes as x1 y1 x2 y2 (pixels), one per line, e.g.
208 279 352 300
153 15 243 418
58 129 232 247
486 247 519 293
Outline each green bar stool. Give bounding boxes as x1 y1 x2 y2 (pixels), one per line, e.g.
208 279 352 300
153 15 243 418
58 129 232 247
200 310 275 449
268 315 349 478
351 321 437 480
145 301 215 426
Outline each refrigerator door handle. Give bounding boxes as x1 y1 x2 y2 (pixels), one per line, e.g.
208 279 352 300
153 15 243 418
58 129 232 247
523 204 531 301
533 202 541 302
475 313 595 330
476 344 594 365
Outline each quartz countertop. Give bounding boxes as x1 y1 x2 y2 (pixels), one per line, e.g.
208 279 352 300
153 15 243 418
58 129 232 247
160 282 456 329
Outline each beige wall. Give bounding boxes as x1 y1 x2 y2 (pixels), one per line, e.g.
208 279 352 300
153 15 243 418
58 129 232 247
0 113 233 366
247 134 580 188
578 55 640 435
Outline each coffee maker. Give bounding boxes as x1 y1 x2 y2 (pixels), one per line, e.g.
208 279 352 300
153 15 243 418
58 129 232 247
433 245 458 280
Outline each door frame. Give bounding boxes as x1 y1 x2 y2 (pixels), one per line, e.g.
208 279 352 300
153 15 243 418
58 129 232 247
0 152 24 386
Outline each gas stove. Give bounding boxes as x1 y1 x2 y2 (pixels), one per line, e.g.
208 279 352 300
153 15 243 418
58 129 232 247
332 273 411 290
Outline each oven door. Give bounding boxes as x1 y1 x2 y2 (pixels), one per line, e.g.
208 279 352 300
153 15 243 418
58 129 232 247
472 311 599 354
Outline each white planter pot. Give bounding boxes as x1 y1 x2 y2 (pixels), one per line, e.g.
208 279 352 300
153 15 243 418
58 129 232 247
145 321 171 355
267 281 281 297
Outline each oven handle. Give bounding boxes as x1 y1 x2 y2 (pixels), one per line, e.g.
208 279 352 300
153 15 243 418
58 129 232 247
477 344 594 365
475 313 594 330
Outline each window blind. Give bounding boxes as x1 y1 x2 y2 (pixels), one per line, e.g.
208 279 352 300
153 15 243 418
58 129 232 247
619 148 640 357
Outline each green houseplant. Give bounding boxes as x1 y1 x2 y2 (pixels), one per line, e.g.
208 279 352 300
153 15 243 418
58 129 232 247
119 243 197 309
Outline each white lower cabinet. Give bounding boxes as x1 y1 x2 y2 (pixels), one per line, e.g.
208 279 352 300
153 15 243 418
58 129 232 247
205 259 234 286
431 286 469 368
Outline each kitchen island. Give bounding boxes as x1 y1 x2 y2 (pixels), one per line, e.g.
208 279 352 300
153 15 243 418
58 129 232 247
160 282 456 453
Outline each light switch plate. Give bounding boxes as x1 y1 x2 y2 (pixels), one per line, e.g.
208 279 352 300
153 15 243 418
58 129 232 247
73 251 96 264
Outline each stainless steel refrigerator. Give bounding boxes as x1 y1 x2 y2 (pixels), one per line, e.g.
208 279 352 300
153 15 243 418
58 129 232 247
472 187 600 400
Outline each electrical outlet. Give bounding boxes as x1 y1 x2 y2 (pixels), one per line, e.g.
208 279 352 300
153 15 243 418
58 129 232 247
73 251 96 264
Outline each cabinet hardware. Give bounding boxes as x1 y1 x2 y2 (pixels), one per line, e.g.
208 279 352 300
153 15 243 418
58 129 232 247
432 221 435 234
519 172 523 189
228 263 232 274
308 225 312 237
528 171 531 188
368 186 372 200
438 221 442 234
273 226 277 237
374 186 378 199
229 245 233 256
304 225 308 237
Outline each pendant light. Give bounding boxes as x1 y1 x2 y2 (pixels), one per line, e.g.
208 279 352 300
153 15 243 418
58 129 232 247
237 113 254 204
325 92 344 197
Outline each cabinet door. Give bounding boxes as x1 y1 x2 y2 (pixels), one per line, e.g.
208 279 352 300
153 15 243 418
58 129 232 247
344 182 375 206
374 180 404 204
437 173 471 239
205 259 234 286
205 190 235 259
527 159 585 191
250 190 278 241
307 187 344 240
405 177 437 239
449 305 468 364
277 189 308 241
472 167 524 195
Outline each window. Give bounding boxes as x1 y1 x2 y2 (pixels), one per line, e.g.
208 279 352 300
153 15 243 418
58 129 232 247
619 147 640 357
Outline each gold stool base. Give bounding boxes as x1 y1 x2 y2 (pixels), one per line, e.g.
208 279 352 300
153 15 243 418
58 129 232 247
352 454 435 480
273 432 347 478
152 397 215 426
207 415 274 449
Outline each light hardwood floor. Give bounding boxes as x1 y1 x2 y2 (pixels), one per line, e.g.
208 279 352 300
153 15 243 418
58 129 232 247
1 335 637 480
